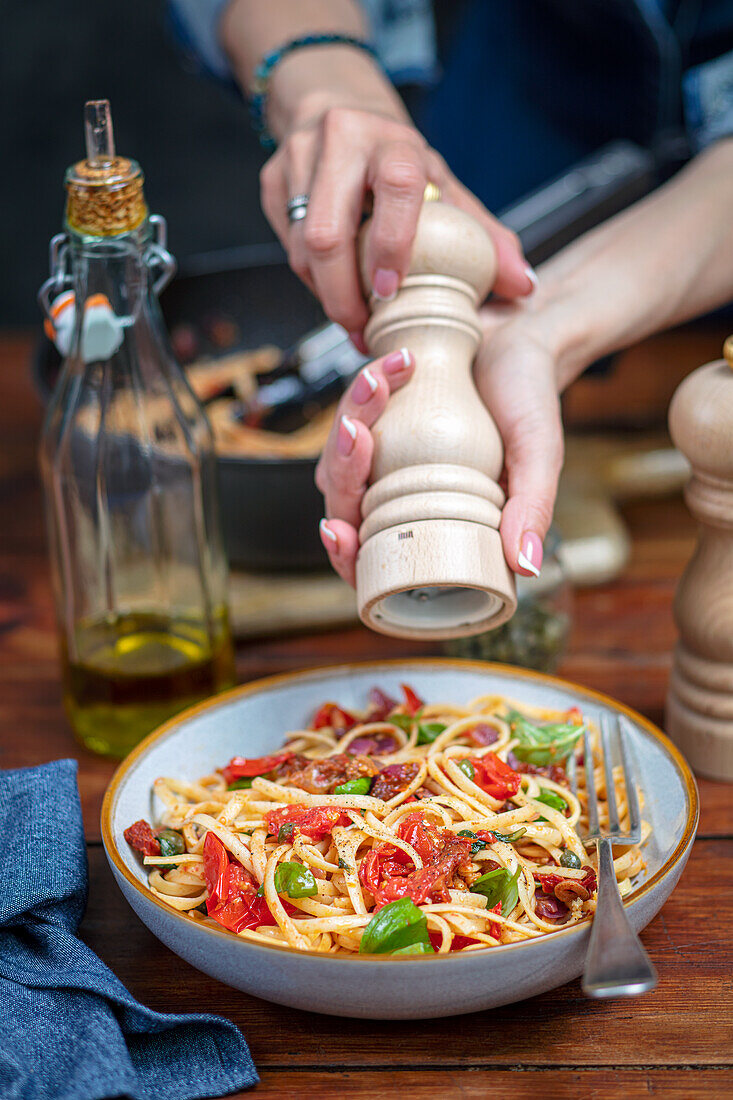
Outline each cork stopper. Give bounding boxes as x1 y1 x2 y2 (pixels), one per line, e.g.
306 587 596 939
65 100 147 237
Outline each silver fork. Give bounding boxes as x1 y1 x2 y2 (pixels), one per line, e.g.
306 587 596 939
569 712 658 997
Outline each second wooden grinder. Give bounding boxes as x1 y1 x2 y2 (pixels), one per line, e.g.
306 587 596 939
356 190 517 639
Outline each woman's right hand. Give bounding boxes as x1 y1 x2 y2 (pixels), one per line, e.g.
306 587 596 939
260 104 535 343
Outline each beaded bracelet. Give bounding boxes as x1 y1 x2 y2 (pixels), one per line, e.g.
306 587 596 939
250 33 380 149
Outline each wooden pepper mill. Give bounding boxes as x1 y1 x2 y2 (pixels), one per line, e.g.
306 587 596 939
666 335 733 780
355 188 517 639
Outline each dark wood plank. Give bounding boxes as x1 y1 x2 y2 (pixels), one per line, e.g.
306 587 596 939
232 1068 733 1099
81 840 733 1068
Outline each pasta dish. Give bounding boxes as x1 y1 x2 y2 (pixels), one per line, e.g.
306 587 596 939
125 685 648 955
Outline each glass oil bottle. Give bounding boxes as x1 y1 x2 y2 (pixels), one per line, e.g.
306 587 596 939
39 100 235 757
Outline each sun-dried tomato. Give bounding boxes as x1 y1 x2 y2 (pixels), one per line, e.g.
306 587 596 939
507 751 567 785
264 804 351 841
467 724 500 747
124 819 161 858
370 761 420 801
222 752 294 784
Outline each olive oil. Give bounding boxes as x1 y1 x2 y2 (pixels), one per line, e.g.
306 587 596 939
62 610 235 757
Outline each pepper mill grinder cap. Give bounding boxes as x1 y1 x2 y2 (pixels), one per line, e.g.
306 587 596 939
668 337 733 485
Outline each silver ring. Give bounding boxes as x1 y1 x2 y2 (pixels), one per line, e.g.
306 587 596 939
286 193 310 223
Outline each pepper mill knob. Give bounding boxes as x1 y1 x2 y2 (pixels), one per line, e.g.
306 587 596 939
355 195 517 638
666 336 733 779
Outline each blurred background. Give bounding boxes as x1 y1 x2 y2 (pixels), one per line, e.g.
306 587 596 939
1 0 272 325
3 0 730 669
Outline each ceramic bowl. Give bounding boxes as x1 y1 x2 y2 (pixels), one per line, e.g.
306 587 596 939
102 659 698 1019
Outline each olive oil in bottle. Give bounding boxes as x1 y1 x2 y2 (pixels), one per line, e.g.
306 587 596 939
39 101 235 756
62 611 235 757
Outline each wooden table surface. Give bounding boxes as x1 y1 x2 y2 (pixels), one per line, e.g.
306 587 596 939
2 330 732 1099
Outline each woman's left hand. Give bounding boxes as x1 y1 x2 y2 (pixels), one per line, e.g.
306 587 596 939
316 306 564 585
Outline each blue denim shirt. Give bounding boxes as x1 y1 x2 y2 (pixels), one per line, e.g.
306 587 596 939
169 0 733 208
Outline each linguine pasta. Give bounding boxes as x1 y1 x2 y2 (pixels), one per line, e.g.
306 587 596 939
124 685 649 956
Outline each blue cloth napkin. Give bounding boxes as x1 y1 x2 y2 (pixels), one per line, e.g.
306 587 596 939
0 760 258 1100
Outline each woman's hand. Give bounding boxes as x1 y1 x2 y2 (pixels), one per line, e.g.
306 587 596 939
316 309 564 585
261 101 535 342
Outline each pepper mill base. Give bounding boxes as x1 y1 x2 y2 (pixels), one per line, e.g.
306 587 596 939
666 643 733 780
356 519 517 640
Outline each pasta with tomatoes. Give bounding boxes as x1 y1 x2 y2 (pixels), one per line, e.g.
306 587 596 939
124 685 649 956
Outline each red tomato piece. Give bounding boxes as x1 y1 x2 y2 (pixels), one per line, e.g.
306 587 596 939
488 901 503 941
470 753 522 800
397 812 442 864
264 804 352 841
222 751 294 784
124 819 161 858
428 931 482 952
401 683 424 716
359 850 381 895
202 832 284 934
203 831 231 907
311 702 358 732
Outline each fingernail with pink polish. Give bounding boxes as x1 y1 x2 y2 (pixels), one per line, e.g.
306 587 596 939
383 347 412 375
320 519 338 547
524 264 539 292
337 414 358 455
517 532 543 577
352 366 378 404
372 269 399 301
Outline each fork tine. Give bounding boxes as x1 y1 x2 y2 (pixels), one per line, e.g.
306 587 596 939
600 713 621 834
566 745 577 796
619 716 642 844
584 726 600 836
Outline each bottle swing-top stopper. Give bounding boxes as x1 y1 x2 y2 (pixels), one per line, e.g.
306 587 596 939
355 187 517 639
666 335 733 780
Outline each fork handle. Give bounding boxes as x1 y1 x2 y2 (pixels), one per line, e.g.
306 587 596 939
582 838 658 998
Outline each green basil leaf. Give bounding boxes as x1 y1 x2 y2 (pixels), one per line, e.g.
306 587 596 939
457 759 475 781
389 713 419 733
416 722 447 746
273 861 318 899
535 788 568 813
507 709 584 766
334 777 372 795
457 829 484 855
156 828 185 858
391 942 435 955
277 823 295 843
228 777 254 790
471 864 522 915
492 827 527 843
359 898 431 954
560 849 582 869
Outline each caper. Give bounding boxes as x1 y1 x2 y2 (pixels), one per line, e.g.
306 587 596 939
156 828 185 857
560 849 582 869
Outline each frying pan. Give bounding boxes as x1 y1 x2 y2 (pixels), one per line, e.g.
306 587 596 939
34 141 659 571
